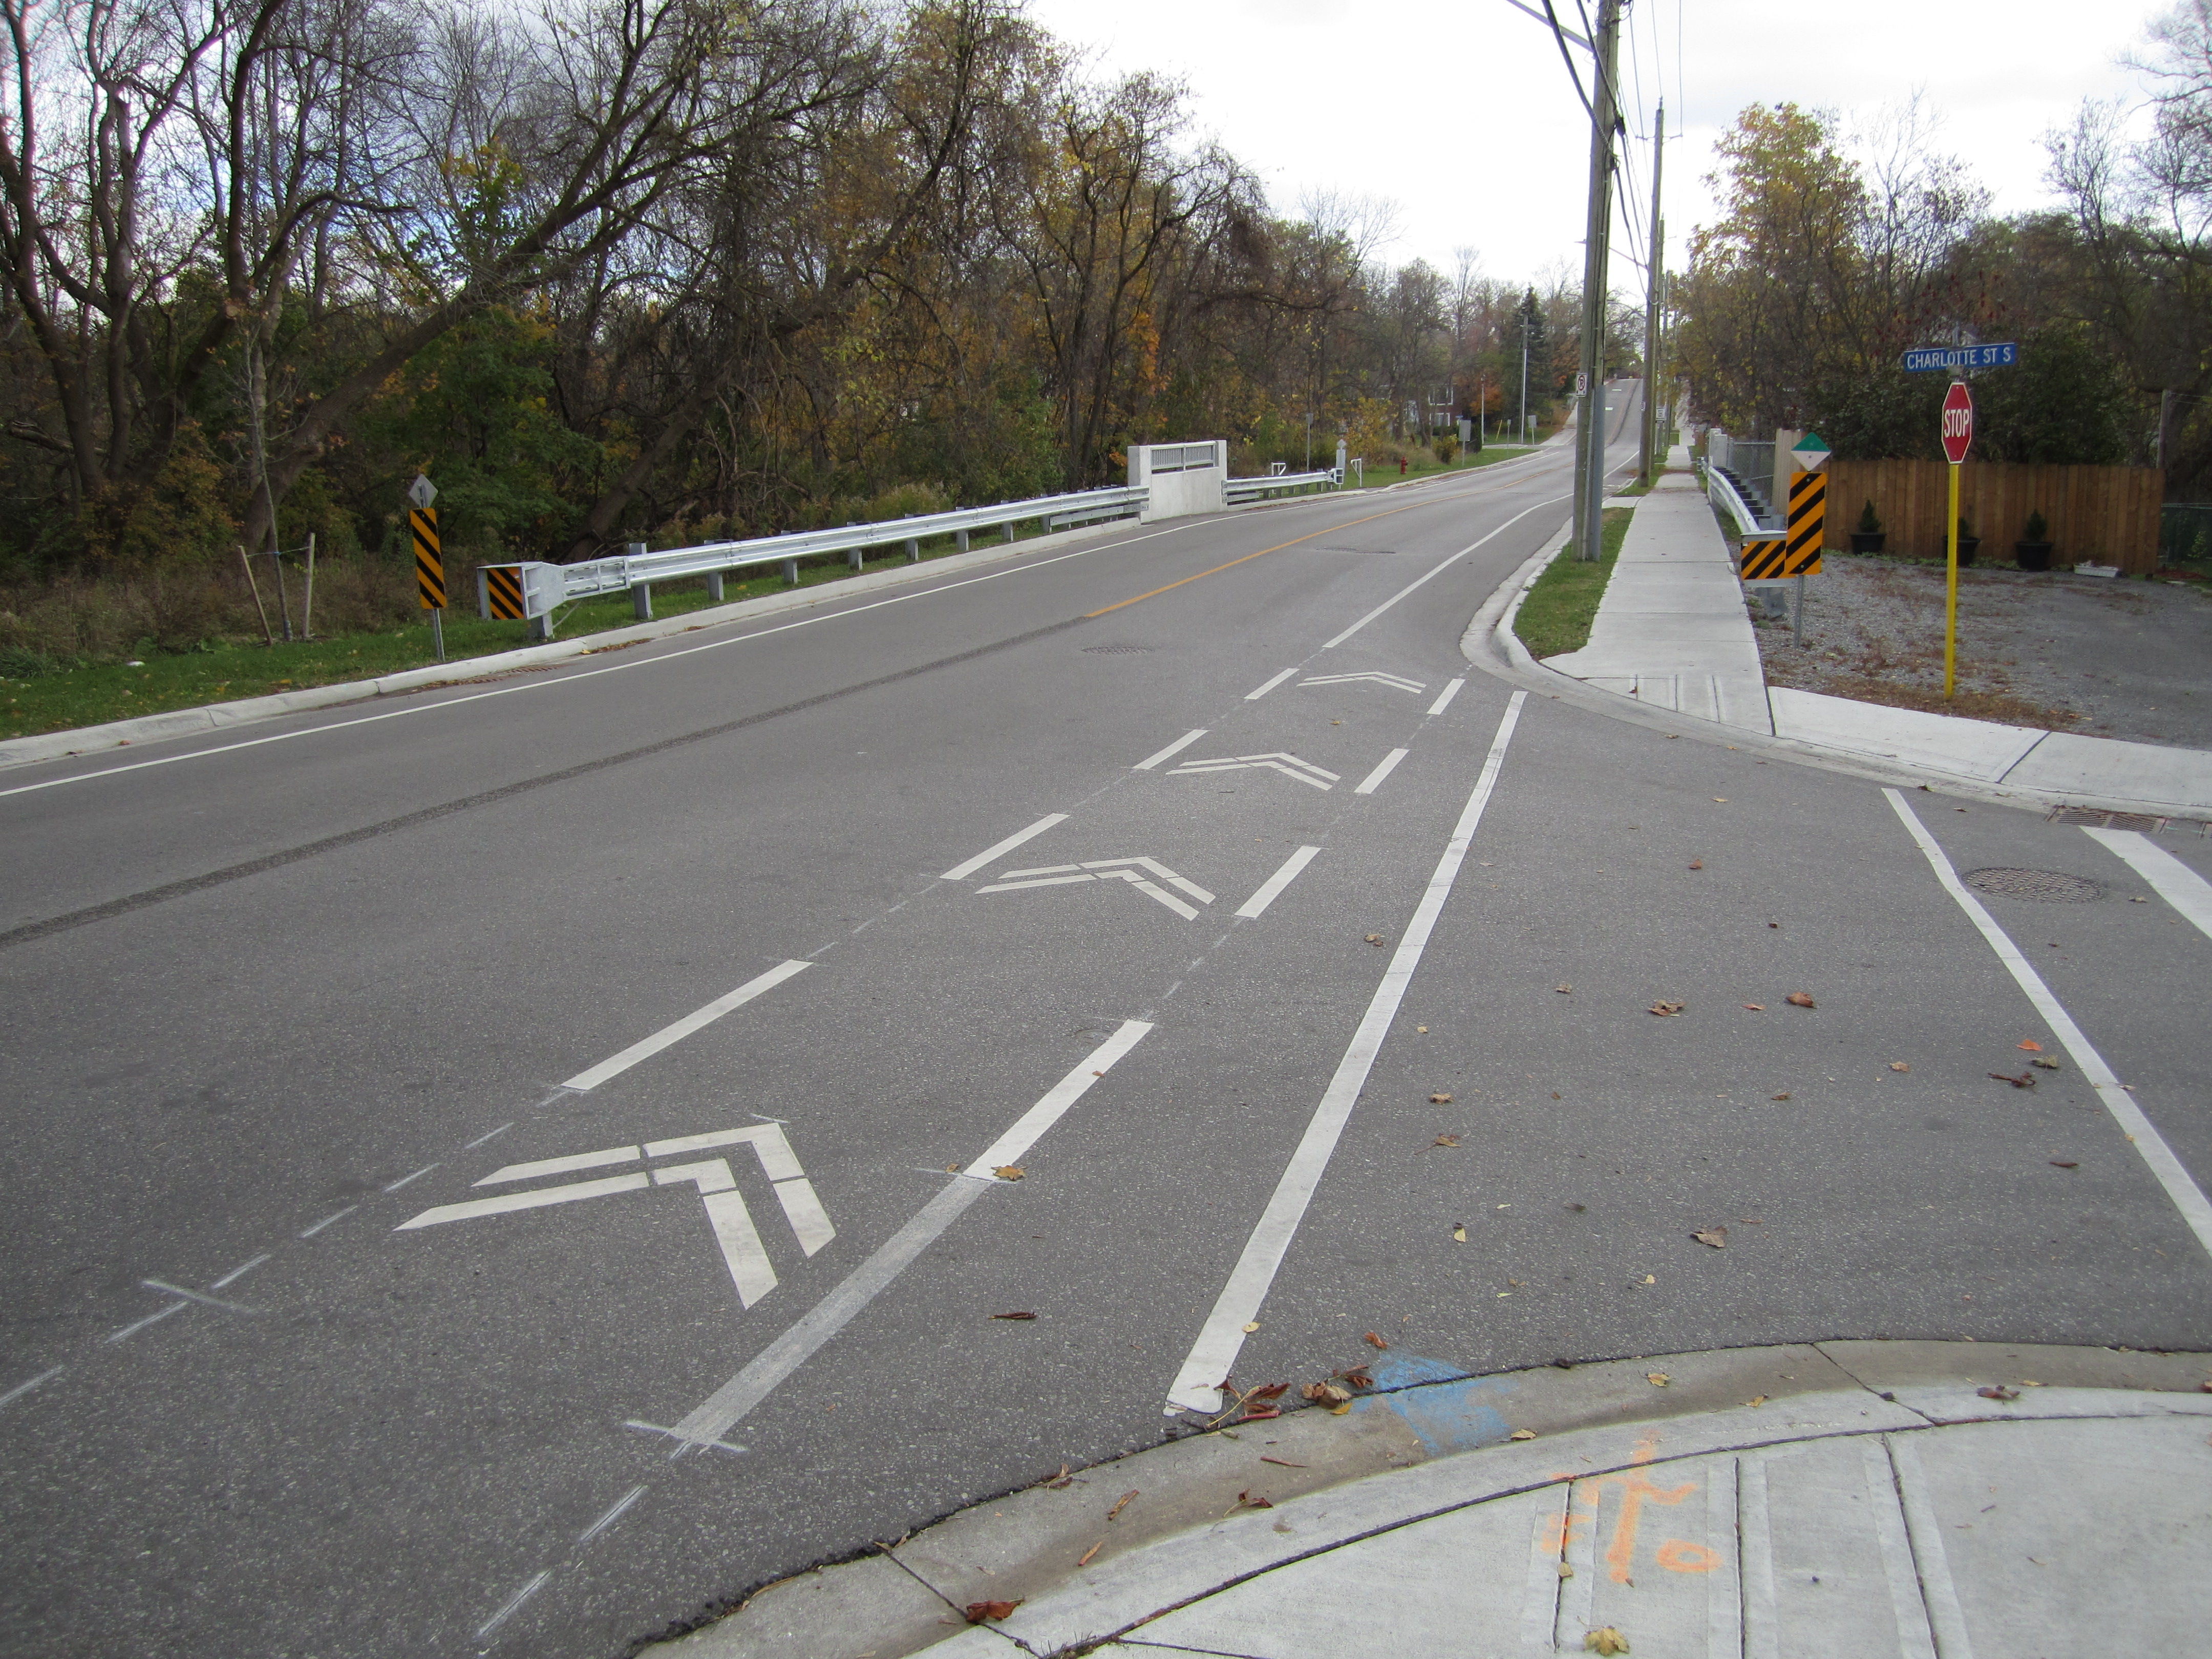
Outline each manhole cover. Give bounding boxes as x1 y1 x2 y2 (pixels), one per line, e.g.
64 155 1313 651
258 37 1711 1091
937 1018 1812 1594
1962 868 2104 902
1082 644 1152 654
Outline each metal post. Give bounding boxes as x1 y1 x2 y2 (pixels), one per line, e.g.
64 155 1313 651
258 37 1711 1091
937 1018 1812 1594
906 538 920 562
782 558 799 585
1002 522 1015 543
1519 327 1529 450
704 570 725 602
1793 571 1805 648
1945 461 1960 696
1573 0 1621 559
431 608 444 662
301 533 316 639
1639 101 1665 485
848 546 864 571
956 528 970 552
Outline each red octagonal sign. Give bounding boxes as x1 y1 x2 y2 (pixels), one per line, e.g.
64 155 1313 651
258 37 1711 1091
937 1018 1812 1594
1941 379 1974 465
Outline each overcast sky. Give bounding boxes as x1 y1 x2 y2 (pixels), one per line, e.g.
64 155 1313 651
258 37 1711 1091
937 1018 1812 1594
1020 0 2171 301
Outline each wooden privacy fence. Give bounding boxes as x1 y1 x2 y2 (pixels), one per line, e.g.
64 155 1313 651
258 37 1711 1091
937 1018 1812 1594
1824 459 2165 573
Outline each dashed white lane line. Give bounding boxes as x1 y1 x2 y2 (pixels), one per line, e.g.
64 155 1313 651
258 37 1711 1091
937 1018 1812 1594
940 813 1070 881
1235 846 1321 919
1352 748 1410 795
208 1253 270 1290
577 1485 648 1546
1164 691 1528 1414
1320 496 1569 649
664 1020 1154 1453
1133 729 1208 770
299 1205 356 1239
561 960 813 1091
106 1302 187 1344
1888 790 2212 1261
2083 827 2212 941
381 1163 439 1193
1427 678 1465 717
0 1365 63 1412
476 1570 552 1639
1244 668 1298 700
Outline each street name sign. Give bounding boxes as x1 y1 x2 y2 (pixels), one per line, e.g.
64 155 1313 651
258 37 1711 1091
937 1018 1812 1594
1904 343 2016 372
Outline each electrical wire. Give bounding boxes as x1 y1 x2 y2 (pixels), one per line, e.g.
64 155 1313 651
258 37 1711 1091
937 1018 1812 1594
1538 0 1595 120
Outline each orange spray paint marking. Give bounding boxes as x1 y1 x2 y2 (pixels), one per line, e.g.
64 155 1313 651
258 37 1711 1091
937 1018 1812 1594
1598 1441 1696 1583
1656 1539 1722 1573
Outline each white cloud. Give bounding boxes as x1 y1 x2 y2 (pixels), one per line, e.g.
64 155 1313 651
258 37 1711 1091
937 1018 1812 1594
1023 0 2168 295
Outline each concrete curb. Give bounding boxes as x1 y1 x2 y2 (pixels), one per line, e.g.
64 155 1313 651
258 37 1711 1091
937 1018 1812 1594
642 1341 2211 1658
0 513 1184 774
1461 522 2212 821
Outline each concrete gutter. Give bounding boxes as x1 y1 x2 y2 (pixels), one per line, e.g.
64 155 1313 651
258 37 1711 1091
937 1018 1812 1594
641 1340 2211 1658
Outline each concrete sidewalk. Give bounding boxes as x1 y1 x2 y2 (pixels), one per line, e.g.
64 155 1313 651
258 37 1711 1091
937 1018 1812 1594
1518 474 2212 817
651 1343 2212 1659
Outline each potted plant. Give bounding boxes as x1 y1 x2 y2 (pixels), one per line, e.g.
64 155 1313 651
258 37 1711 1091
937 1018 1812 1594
1851 499 1885 554
2015 508 2053 571
1953 515 1980 567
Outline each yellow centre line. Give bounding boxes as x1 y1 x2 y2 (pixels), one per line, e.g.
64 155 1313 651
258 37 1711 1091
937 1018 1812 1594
1082 486 1510 619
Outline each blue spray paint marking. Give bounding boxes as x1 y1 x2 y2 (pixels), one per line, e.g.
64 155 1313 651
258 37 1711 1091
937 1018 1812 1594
1349 1358 1521 1456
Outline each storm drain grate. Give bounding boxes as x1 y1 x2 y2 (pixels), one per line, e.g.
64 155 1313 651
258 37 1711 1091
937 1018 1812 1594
2047 806 2209 836
1963 868 2105 902
1082 644 1153 654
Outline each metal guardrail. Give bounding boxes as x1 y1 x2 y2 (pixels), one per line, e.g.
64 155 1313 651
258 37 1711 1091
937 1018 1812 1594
1224 466 1340 503
1704 461 1773 539
550 485 1152 608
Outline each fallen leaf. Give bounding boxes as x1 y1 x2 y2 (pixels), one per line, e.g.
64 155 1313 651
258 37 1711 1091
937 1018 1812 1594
1077 1541 1103 1567
2050 1160 2078 1168
1230 1490 1273 1510
1242 1321 1261 1333
1338 1367 1374 1389
1092 1070 1104 1077
1647 1372 1671 1386
1785 992 1815 1009
1742 1004 1766 1011
1557 983 1574 994
1107 1491 1138 1522
1301 1381 1351 1404
1977 1385 2021 1402
1889 1062 1910 1073
945 1163 961 1173
1989 1071 2036 1090
1768 921 1780 928
990 1311 1037 1321
994 1165 1025 1180
1691 1227 1728 1248
964 1600 1020 1624
1242 1405 1281 1421
1329 1401 1352 1415
1364 934 1385 945
1416 1026 1428 1033
1650 1000 1686 1016
1642 1274 1655 1284
2022 1380 2044 1387
1565 1201 1587 1212
1511 1428 1538 1440
1771 1093 1791 1101
1246 1382 1290 1401
1552 1091 1563 1099
2018 1039 2044 1052
1261 1455 1306 1467
1687 859 1704 870
1748 1394 1768 1406
1586 1626 1631 1654
1433 1133 1461 1147
2031 1056 2061 1071
1713 797 1728 803
1364 1331 1390 1351
1430 1093 1454 1104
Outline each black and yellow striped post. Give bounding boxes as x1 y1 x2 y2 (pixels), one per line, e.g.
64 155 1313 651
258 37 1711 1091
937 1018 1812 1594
1785 469 1826 577
408 473 444 661
479 564 525 620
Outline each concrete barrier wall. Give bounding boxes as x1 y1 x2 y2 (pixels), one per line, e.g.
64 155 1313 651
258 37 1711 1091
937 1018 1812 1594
1130 441 1227 522
1827 458 2165 572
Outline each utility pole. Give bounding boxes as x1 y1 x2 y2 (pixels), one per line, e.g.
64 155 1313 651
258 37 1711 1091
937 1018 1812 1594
1573 0 1622 559
1519 316 1530 449
1638 99 1665 484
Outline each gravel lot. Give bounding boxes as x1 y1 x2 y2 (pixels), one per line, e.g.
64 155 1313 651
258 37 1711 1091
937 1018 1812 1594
1752 551 2212 750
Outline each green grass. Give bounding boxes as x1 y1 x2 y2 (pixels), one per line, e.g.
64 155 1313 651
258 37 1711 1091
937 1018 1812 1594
0 526 1048 741
1513 507 1633 658
1342 439 1555 492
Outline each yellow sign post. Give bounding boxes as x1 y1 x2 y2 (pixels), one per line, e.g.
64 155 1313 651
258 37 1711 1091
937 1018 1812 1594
409 472 444 662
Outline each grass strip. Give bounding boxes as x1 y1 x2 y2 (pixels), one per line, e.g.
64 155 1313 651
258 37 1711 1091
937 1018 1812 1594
1512 507 1633 658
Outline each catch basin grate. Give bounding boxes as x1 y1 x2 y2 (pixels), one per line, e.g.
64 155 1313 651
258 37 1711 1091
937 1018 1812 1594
1963 868 2105 903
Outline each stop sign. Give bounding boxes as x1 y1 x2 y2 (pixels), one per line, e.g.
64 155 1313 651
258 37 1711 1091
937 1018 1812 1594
1941 380 1974 465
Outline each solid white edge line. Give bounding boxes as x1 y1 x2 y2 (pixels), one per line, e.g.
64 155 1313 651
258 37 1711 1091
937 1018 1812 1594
1886 790 2212 1259
561 960 812 1091
2083 827 2212 941
1235 846 1321 919
666 1020 1154 1450
1165 692 1527 1413
0 1365 63 1412
1133 729 1208 770
1321 498 1568 649
1428 678 1465 717
1244 667 1298 701
940 812 1070 881
1352 748 1410 795
1 525 1210 800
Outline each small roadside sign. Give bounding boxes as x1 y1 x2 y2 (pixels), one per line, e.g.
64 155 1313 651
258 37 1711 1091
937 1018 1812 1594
1576 371 1589 395
408 473 438 509
1941 381 1974 466
1790 432 1831 471
1904 343 2016 372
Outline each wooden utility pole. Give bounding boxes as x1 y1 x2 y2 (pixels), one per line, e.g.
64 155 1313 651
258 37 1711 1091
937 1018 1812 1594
1638 100 1665 484
1573 0 1622 559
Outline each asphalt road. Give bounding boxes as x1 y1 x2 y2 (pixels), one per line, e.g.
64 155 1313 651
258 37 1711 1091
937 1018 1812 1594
3 395 2207 1657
